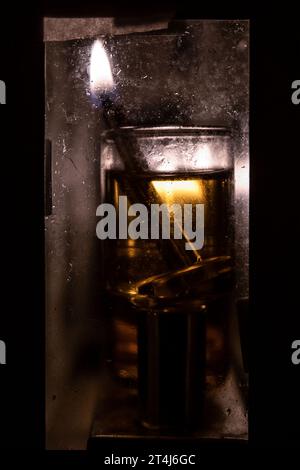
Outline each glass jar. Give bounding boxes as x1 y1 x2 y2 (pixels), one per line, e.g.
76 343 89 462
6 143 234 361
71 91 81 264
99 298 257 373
99 126 234 430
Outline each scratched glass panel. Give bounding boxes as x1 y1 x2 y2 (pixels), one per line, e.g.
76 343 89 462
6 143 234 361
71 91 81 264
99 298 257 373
45 19 249 447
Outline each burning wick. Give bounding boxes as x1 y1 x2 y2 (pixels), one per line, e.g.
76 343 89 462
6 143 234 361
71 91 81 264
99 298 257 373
89 38 126 138
89 38 144 171
89 38 120 129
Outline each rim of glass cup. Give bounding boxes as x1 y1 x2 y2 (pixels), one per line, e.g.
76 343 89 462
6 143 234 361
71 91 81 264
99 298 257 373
102 125 231 141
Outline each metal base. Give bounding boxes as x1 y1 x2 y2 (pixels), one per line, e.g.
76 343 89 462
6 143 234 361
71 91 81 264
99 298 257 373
89 368 248 448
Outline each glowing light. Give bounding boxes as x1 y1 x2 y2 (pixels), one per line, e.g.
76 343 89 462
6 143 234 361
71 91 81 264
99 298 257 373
194 144 214 169
151 179 204 258
152 180 202 203
89 40 114 94
235 163 249 194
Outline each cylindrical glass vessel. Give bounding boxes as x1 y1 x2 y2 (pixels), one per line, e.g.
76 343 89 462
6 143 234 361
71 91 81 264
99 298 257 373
100 126 234 431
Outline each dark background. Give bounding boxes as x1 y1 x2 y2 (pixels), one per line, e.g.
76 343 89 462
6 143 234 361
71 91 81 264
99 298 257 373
0 0 299 453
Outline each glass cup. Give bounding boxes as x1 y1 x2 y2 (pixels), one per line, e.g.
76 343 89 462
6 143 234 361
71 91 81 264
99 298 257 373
100 126 234 431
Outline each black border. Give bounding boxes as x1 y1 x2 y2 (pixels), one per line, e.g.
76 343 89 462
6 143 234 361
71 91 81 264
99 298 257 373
0 1 299 452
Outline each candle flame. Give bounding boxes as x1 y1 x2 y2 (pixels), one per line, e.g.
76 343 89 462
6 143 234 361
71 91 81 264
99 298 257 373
90 40 114 94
